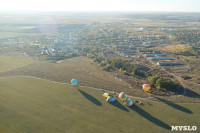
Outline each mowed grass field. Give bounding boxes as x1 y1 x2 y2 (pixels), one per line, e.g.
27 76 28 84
0 54 32 72
0 56 141 96
0 76 199 133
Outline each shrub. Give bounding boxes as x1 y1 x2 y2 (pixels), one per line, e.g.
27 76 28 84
155 77 179 91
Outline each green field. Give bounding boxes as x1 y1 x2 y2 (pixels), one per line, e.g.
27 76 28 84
0 76 199 133
0 54 32 72
0 56 142 96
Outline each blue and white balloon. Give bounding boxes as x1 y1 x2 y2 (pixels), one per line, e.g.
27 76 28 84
124 98 133 106
106 96 116 103
71 79 78 85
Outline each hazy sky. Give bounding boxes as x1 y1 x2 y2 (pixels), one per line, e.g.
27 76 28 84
0 0 199 12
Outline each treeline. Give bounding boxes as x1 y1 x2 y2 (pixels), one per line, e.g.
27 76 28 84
47 53 78 61
87 54 150 78
87 53 103 63
100 58 150 78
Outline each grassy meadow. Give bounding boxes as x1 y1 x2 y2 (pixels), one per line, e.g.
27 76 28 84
0 54 32 72
0 56 143 96
0 76 199 133
0 32 39 39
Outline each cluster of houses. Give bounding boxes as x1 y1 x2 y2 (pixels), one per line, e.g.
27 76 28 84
0 36 31 46
39 45 75 57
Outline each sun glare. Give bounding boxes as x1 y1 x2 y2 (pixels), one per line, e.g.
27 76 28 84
0 0 199 12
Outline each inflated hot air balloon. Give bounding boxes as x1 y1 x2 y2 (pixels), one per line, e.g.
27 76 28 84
124 98 133 106
118 92 127 101
143 84 150 92
71 79 78 85
103 93 109 98
106 96 116 103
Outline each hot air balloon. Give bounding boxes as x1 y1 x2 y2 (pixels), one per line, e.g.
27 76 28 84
103 93 109 98
143 84 150 92
118 92 127 101
124 98 133 106
71 79 78 85
106 96 116 103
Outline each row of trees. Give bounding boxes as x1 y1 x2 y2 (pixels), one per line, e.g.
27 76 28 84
100 58 150 78
87 53 103 63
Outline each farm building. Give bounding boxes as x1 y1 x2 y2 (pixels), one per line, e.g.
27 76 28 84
145 54 165 57
157 62 182 66
150 57 172 60
118 50 136 53
118 51 137 56
143 42 156 45
114 45 127 48
158 41 171 44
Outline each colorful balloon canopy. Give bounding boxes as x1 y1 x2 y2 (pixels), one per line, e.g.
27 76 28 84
118 92 127 101
103 93 109 98
71 79 78 85
124 98 133 106
143 84 150 92
106 96 116 103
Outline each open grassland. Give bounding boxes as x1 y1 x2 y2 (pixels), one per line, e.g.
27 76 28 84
0 56 137 95
0 76 199 133
0 54 32 72
0 32 39 39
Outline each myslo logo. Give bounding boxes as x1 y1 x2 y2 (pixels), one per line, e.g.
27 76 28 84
171 126 197 131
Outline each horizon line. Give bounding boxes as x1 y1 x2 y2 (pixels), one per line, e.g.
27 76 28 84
0 10 200 13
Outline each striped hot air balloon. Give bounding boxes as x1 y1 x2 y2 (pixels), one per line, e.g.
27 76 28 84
118 92 127 101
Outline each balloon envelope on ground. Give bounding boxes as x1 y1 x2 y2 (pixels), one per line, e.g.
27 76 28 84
71 79 78 85
118 92 127 101
106 96 116 103
143 84 150 92
124 98 133 106
103 93 109 98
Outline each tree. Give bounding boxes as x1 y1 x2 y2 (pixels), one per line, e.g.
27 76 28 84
87 53 96 59
103 64 112 71
82 47 90 52
147 75 160 86
119 68 123 73
105 58 111 64
100 60 107 66
71 53 78 57
122 70 129 75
